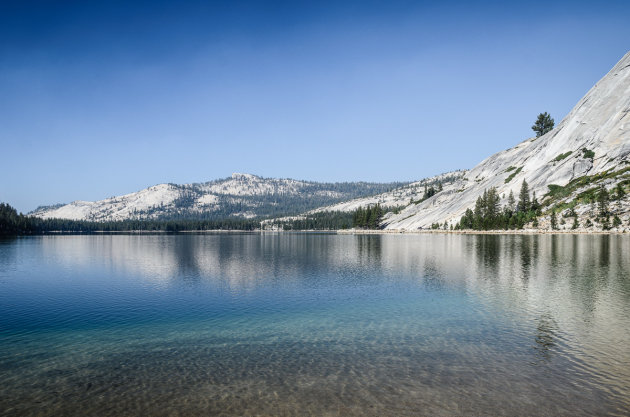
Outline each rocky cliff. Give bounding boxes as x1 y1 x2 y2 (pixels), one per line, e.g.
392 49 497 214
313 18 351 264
382 51 630 231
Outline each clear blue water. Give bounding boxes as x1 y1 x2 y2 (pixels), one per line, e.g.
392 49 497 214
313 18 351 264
1 233 629 416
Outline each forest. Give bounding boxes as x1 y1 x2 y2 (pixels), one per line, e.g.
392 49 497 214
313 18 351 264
456 181 540 230
0 203 257 235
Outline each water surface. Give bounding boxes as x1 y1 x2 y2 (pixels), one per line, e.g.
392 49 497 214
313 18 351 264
1 233 629 416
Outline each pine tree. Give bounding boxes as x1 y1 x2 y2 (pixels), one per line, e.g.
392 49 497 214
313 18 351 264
507 190 516 213
615 183 625 200
532 112 555 137
517 180 530 213
550 210 557 230
486 187 501 228
597 185 609 218
531 191 540 214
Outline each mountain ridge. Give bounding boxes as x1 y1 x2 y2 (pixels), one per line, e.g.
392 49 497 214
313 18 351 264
30 51 630 231
30 173 410 222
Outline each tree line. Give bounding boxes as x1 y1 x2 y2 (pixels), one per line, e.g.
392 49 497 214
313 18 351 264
0 203 258 235
352 204 384 229
268 211 354 231
456 180 541 230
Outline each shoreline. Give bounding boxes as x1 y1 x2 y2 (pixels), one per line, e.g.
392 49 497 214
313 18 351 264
3 229 628 237
336 229 628 235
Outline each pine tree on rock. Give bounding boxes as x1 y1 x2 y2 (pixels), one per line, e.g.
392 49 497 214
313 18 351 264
615 183 625 200
532 112 555 137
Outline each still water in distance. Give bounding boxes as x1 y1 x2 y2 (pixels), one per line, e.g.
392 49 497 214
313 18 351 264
1 233 629 416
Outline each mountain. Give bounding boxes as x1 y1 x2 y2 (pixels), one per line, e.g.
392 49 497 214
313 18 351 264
29 51 630 231
380 51 630 231
30 173 409 222
261 170 466 229
309 170 467 213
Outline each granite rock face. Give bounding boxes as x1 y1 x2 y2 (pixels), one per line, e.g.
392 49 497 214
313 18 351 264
30 174 406 222
382 51 630 230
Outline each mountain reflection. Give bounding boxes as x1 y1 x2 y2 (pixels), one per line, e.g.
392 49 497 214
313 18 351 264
37 233 630 290
9 233 630 411
36 234 630 318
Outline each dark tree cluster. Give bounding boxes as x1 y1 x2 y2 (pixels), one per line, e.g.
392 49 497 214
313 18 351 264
532 112 555 137
457 180 540 230
596 185 615 230
270 211 354 231
410 183 441 205
352 205 384 229
0 202 258 235
0 203 33 234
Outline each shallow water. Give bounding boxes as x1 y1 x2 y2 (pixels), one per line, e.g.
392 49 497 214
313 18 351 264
1 233 629 416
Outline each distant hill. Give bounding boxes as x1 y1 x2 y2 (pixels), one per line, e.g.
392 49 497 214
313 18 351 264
261 170 466 230
29 173 409 222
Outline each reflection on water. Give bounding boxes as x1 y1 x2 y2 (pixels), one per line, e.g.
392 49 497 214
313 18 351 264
534 314 558 362
0 233 629 416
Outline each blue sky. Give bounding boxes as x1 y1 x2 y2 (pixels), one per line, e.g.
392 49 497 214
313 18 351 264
1 0 630 212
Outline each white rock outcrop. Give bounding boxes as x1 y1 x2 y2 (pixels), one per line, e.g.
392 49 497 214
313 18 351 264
383 51 630 230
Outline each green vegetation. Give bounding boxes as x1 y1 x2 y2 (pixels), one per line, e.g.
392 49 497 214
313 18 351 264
352 205 384 229
550 210 558 230
543 167 630 207
272 211 354 231
615 183 626 200
412 182 443 204
505 166 517 172
388 205 406 215
597 185 610 218
543 169 630 229
552 151 572 162
409 173 465 205
0 203 258 235
504 166 522 184
457 180 540 230
572 186 600 205
546 184 572 200
107 179 412 222
601 216 611 231
0 203 33 235
532 112 555 137
582 148 595 159
572 217 579 229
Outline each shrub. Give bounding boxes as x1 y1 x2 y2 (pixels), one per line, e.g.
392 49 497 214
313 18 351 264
553 151 573 162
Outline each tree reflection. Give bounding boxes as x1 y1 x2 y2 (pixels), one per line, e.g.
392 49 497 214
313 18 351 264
533 314 558 363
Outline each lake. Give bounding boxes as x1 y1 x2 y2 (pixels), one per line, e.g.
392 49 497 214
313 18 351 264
1 233 629 416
